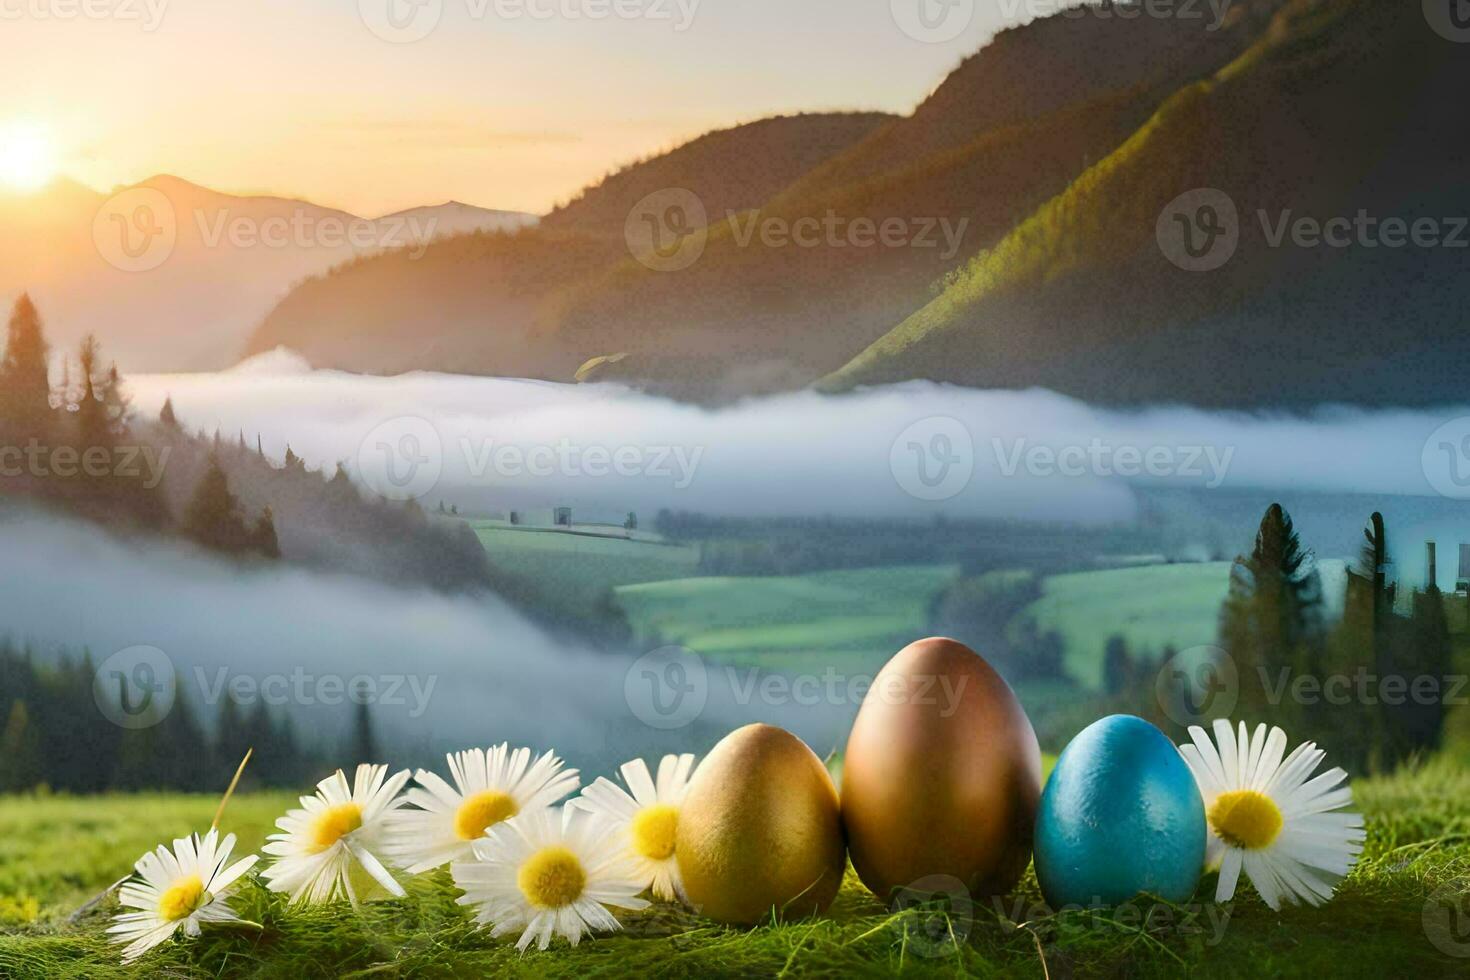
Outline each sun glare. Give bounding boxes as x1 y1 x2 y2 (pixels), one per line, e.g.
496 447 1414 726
0 123 58 193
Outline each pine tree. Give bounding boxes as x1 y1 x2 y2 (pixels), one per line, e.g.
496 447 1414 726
104 363 129 432
214 695 251 776
159 396 179 428
351 691 378 764
253 506 282 559
182 453 252 554
1220 504 1324 725
0 294 51 431
157 692 213 791
1102 635 1132 696
74 335 113 452
1384 588 1452 764
0 700 44 791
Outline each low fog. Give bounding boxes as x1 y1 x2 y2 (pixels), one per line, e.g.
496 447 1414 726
10 359 1467 774
127 350 1469 523
0 510 863 772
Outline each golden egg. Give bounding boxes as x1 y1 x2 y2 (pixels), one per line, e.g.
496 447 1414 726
842 637 1041 903
675 724 846 924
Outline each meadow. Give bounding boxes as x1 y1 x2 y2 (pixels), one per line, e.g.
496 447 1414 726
1 754 1466 978
471 522 701 630
1004 561 1348 688
613 559 1267 689
615 565 960 675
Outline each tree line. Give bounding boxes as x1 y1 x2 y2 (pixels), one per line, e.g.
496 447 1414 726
0 639 397 794
1 294 280 560
1104 503 1455 773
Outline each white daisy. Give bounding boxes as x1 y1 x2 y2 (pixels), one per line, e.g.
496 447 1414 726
261 764 410 905
1178 719 1366 910
452 803 649 952
384 744 579 874
107 828 258 965
571 753 695 902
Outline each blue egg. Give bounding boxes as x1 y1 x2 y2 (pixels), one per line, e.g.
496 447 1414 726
1034 714 1205 906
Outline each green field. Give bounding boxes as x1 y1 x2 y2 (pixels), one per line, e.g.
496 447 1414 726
472 523 701 627
1011 561 1351 689
616 565 961 673
3 754 1467 978
1007 563 1233 687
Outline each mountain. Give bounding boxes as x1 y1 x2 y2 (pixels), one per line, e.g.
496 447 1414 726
243 112 893 377
385 201 537 238
820 0 1470 407
0 176 534 371
541 113 895 237
244 0 1464 408
244 7 1288 399
550 1 1288 398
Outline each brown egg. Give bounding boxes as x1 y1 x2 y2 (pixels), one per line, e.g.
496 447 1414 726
842 637 1041 903
675 724 846 924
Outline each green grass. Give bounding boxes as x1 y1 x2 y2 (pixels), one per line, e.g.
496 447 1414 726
472 523 701 624
1008 563 1236 687
1013 562 1350 689
616 565 961 673
2 754 1467 978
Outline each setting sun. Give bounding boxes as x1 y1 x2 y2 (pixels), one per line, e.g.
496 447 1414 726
0 122 57 193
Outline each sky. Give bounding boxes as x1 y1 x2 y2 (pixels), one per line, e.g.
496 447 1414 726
0 0 1052 217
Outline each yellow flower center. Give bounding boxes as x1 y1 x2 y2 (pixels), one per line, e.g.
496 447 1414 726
309 802 363 853
630 804 679 861
517 846 587 909
454 791 519 841
157 875 206 922
1208 789 1283 850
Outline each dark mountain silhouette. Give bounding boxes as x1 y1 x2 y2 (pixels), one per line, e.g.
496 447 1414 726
821 0 1470 407
244 112 891 378
541 112 894 237
245 0 1461 409
554 0 1288 398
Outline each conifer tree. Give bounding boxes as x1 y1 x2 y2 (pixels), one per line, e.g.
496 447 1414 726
253 506 282 559
75 335 112 451
1102 634 1132 697
0 700 44 791
182 453 251 554
1220 503 1323 725
0 294 51 431
351 691 378 764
